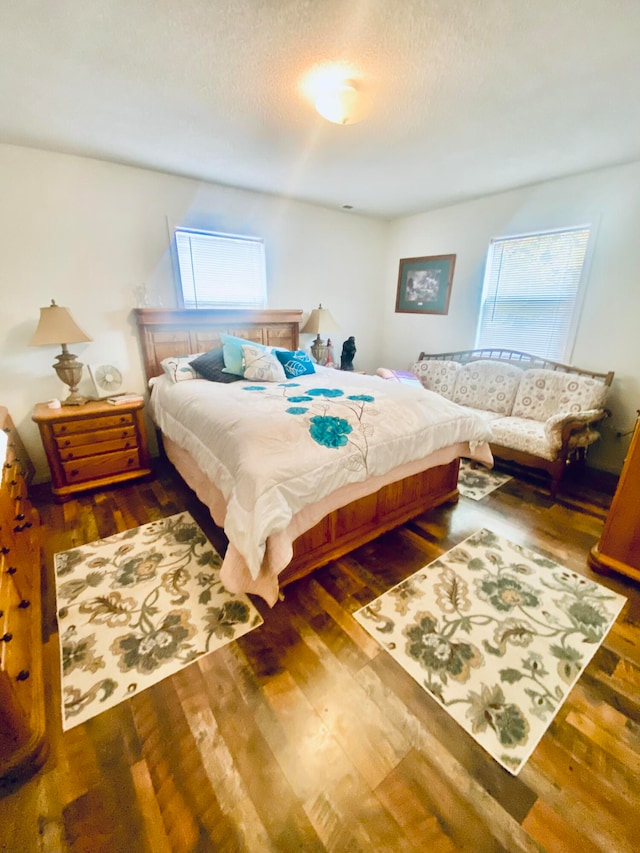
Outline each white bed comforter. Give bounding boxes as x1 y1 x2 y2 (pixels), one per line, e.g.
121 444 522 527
149 368 493 580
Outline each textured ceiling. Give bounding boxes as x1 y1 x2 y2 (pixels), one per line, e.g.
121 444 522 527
1 0 640 218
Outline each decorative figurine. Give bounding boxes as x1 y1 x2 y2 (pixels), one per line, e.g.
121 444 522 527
340 336 356 371
325 338 335 367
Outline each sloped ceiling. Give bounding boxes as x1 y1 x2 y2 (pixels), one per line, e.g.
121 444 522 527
1 0 639 218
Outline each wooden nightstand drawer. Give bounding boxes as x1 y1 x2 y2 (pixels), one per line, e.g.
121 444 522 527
57 435 137 461
55 425 137 452
62 448 141 483
51 412 134 436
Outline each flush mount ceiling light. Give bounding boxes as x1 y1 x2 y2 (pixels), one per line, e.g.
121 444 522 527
302 64 368 126
315 80 360 125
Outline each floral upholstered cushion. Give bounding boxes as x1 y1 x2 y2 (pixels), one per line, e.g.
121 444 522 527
451 361 523 416
511 370 608 422
490 416 601 461
411 360 461 400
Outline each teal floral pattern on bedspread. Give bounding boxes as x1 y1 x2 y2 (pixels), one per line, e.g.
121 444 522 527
243 382 378 471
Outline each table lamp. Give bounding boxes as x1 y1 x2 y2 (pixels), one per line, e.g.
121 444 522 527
29 300 93 405
301 304 340 365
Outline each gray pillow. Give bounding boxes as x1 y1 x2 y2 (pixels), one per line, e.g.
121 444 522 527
190 348 243 383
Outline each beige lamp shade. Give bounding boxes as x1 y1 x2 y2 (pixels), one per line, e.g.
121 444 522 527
30 300 93 406
301 304 340 365
301 304 340 336
29 300 93 346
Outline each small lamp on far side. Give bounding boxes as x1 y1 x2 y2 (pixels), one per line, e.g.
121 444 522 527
301 304 340 365
29 300 93 405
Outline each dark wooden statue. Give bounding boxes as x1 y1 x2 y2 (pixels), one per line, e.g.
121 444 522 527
340 336 356 371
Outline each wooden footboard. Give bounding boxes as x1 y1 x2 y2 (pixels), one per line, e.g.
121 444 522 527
280 459 460 586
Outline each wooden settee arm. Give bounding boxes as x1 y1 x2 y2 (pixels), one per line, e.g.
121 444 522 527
544 409 608 455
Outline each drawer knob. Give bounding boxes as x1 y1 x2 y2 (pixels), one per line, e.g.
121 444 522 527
6 566 16 574
18 599 31 609
1 547 9 555
63 439 71 447
59 425 67 433
16 670 30 682
14 524 25 533
127 457 135 466
14 513 25 521
2 427 10 434
4 462 12 469
2 633 13 642
70 469 79 477
10 480 17 486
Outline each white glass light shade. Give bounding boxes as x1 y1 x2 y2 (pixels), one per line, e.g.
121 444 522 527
315 82 361 125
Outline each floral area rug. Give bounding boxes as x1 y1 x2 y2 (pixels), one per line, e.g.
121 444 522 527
54 512 263 730
458 459 512 500
354 528 626 775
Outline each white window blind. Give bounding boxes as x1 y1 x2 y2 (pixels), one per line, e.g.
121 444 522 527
476 226 591 361
174 228 267 309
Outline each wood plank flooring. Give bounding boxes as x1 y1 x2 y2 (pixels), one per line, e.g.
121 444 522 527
1 461 639 852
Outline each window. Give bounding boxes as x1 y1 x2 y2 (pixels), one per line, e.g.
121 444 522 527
475 226 591 361
174 228 267 309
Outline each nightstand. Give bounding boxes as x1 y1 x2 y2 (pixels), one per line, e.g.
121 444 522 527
32 398 153 502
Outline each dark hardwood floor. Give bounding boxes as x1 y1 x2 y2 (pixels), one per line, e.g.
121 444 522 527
1 460 639 852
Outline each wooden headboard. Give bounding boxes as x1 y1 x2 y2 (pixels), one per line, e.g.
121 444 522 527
134 308 303 382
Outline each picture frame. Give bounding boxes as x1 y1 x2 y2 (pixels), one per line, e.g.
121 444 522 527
395 254 456 315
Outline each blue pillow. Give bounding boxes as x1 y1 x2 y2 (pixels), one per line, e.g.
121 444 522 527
275 349 316 378
220 333 267 375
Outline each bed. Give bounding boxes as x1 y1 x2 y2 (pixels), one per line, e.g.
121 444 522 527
135 308 493 605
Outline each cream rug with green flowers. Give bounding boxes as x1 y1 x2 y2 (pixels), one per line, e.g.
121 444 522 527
354 528 626 775
54 512 263 730
458 460 512 500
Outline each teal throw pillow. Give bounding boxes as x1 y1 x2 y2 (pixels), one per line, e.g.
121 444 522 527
275 349 316 378
220 333 267 375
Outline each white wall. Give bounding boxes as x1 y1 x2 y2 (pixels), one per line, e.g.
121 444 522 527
3 143 638 481
0 144 387 481
381 162 640 473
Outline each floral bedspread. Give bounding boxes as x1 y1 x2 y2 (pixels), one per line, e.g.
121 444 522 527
149 368 493 580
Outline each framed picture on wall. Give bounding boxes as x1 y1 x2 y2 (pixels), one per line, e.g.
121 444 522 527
395 254 456 315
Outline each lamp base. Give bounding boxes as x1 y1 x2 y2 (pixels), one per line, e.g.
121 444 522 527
310 336 329 366
53 349 88 406
61 391 89 406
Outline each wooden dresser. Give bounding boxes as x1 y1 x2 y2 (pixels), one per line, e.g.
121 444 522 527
0 406 47 780
32 398 152 502
589 411 640 583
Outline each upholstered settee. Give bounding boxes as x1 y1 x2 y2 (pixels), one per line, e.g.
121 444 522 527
383 349 614 497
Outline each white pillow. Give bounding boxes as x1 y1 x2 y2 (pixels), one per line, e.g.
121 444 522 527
242 345 287 382
160 353 204 383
